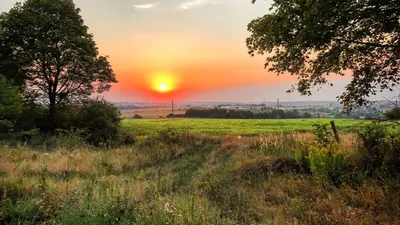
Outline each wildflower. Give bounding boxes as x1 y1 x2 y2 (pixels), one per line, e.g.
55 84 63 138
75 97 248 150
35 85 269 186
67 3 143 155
164 202 177 214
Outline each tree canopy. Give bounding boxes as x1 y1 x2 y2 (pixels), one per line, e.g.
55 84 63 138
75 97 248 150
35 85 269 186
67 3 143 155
247 0 400 111
0 0 117 130
0 74 23 133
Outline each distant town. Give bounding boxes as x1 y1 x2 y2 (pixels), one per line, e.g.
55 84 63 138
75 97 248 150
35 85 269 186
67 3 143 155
115 100 399 119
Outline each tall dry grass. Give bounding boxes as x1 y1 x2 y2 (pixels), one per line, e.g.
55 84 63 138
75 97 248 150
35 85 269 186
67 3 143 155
0 131 399 224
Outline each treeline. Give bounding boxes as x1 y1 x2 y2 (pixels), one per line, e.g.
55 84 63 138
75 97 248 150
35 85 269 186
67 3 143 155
117 105 142 110
117 105 165 110
171 108 312 119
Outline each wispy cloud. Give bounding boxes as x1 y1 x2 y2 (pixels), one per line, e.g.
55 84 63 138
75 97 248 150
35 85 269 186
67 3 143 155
133 3 156 9
178 0 219 10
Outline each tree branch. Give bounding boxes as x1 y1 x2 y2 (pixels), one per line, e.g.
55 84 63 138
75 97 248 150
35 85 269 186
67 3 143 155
333 38 399 49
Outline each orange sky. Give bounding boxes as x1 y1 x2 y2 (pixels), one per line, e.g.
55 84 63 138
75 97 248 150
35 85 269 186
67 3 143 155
98 30 298 101
74 0 307 102
2 0 390 103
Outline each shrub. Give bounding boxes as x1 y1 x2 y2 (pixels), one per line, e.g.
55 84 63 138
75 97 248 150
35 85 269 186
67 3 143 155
158 128 181 145
385 107 400 120
14 102 47 132
357 123 400 177
308 143 347 183
312 124 335 147
132 114 142 119
76 98 122 146
53 104 81 131
295 123 347 183
0 74 23 133
295 143 347 184
123 133 135 145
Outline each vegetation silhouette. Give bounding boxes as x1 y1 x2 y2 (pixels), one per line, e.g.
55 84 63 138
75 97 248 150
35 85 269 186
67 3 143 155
170 108 312 119
248 0 400 111
0 0 117 131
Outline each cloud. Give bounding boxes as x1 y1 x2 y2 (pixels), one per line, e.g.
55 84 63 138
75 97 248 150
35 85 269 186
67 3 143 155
133 3 156 9
178 0 219 10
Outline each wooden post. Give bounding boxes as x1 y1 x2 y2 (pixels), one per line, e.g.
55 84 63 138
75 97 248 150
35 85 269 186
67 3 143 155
330 121 340 143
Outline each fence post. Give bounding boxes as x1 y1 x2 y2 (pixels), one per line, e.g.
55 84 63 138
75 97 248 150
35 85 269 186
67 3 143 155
330 121 340 143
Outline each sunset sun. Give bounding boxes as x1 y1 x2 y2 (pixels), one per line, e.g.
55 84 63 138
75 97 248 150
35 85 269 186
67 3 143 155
150 72 178 94
159 83 168 92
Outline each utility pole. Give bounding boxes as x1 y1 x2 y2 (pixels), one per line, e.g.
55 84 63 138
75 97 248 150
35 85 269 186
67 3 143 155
277 98 280 118
277 98 280 110
172 100 174 119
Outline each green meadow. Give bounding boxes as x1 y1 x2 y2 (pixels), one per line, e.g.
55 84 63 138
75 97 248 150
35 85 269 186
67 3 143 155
122 118 365 136
2 118 400 224
2 128 400 224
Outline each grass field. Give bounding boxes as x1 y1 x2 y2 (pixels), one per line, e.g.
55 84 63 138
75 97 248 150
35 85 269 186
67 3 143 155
122 118 366 136
1 131 399 224
120 107 188 118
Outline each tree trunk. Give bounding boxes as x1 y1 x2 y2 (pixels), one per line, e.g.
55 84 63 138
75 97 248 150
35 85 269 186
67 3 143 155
48 93 57 133
48 69 61 133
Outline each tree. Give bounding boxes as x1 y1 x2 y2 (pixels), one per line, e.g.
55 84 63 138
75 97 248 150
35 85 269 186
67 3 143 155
77 98 122 146
0 74 23 133
0 0 117 131
385 107 400 120
247 0 400 111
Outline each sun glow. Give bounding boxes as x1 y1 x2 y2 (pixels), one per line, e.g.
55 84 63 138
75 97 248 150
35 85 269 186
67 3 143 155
159 83 168 92
151 73 177 93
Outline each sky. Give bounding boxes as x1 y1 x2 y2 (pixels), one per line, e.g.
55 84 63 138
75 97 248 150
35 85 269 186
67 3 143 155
0 0 396 103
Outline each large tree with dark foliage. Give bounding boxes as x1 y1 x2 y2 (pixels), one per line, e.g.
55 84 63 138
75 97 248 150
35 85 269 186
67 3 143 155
0 0 117 130
247 0 400 111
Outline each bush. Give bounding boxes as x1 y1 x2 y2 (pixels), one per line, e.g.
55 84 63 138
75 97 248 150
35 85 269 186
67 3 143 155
76 98 122 146
14 102 47 132
132 114 142 119
0 74 23 133
312 124 335 147
385 107 400 120
357 123 400 177
123 133 135 145
295 142 347 184
53 104 81 131
295 123 347 184
308 143 347 183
